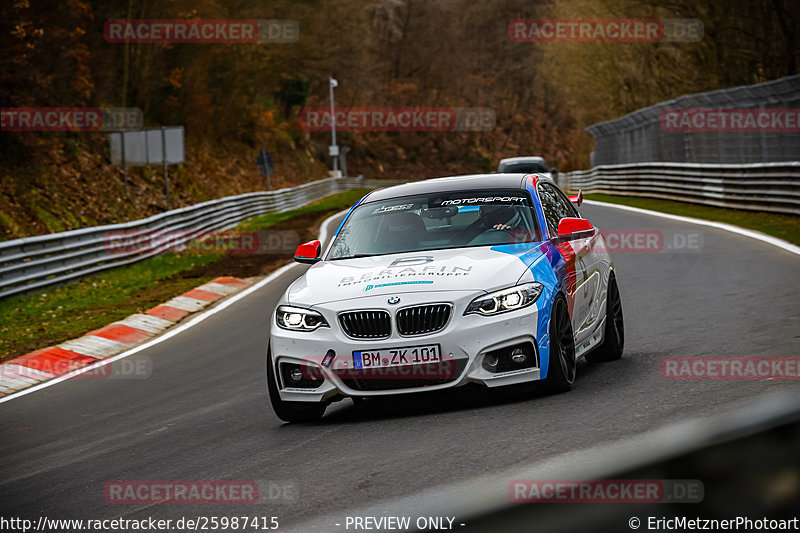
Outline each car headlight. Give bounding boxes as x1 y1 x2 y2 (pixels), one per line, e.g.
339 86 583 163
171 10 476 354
464 282 544 316
275 305 329 331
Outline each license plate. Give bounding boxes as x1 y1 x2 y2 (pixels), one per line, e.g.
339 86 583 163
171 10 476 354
353 344 442 370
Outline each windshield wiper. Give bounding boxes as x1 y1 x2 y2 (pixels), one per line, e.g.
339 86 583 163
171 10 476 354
331 253 376 260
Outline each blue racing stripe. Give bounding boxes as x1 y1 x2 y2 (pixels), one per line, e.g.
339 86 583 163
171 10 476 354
489 179 569 379
332 191 373 237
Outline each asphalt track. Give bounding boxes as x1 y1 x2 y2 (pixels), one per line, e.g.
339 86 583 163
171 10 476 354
1 203 799 530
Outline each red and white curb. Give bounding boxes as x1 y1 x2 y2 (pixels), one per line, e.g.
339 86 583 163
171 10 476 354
0 276 252 397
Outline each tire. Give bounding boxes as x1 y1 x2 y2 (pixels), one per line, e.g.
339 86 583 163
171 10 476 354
541 296 577 394
266 349 326 423
586 273 624 363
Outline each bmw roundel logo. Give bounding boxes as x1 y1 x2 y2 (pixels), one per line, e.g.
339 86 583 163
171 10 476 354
388 296 401 305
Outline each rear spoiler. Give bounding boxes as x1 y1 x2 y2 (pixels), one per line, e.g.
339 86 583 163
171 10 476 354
568 189 583 207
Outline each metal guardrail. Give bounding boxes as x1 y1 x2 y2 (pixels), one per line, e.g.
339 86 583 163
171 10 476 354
561 162 800 215
0 177 402 299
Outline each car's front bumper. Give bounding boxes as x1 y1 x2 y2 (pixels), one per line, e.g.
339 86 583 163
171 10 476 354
269 290 547 402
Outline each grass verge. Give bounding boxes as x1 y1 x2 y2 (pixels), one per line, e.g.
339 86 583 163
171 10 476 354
584 193 800 246
0 188 370 361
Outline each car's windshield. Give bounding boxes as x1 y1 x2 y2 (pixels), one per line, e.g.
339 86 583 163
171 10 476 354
499 161 549 173
328 190 541 260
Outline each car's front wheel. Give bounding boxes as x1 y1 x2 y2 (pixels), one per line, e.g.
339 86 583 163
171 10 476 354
266 349 326 423
541 296 576 394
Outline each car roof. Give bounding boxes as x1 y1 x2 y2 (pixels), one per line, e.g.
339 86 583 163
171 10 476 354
498 156 546 164
363 173 533 203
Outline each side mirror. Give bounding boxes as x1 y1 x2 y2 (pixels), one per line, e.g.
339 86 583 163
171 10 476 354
568 189 583 207
294 240 321 264
555 218 595 241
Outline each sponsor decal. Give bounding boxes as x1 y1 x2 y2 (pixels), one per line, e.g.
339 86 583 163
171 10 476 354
337 264 474 287
441 196 526 206
372 204 414 215
363 281 434 292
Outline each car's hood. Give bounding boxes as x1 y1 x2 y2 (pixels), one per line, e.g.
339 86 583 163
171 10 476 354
287 246 544 305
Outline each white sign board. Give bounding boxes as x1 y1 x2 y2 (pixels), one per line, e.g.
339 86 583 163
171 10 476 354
163 127 185 164
110 126 185 167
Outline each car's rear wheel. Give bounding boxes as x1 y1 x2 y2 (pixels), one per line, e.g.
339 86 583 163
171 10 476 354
541 296 576 393
586 273 624 363
266 349 326 423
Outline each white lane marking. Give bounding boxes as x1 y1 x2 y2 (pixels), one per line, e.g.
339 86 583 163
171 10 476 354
583 199 800 257
0 209 348 405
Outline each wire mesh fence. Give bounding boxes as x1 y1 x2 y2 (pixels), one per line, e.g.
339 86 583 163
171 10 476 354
587 74 800 166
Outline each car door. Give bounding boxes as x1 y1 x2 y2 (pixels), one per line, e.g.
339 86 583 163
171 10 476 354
537 182 600 347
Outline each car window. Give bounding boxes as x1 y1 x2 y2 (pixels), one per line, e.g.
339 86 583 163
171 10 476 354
498 161 549 173
327 190 542 260
537 183 578 236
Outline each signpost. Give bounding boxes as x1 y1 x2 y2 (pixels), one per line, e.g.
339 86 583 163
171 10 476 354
329 77 339 173
340 146 351 177
257 148 274 190
110 126 185 209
